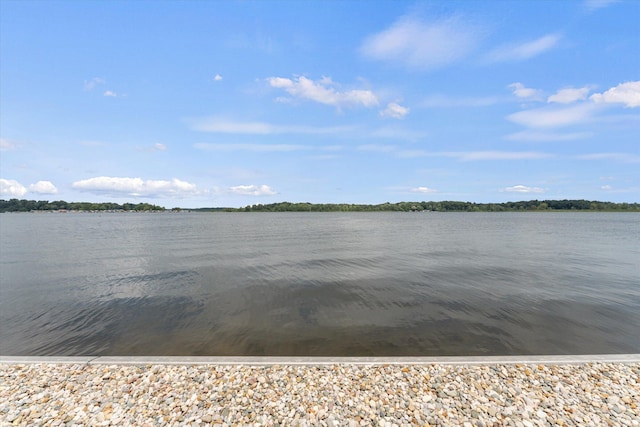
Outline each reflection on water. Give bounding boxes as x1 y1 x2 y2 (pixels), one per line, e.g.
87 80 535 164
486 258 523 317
0 212 638 356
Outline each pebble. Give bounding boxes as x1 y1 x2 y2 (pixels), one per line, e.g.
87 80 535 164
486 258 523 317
1 362 638 426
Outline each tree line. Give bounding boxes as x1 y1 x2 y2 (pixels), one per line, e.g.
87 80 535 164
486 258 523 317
0 199 165 212
2 198 639 213
230 200 640 212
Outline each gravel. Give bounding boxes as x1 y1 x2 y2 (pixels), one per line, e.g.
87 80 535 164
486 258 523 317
1 362 638 426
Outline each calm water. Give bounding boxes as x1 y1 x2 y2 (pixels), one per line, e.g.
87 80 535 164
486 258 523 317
0 212 638 356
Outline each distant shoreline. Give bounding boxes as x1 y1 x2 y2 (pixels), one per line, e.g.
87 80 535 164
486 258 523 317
2 198 639 213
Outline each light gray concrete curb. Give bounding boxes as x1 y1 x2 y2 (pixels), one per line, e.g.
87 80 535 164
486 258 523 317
1 354 639 366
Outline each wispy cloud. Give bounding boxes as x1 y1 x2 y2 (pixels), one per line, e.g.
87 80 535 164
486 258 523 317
357 144 397 153
508 82 543 101
369 126 428 141
0 138 17 151
228 184 276 196
486 34 561 62
193 143 343 154
506 130 592 142
194 143 308 152
590 81 640 108
501 185 545 193
454 151 552 161
360 15 481 70
584 0 619 12
397 150 552 161
138 143 167 152
547 86 592 104
575 153 640 163
187 117 355 135
507 103 598 128
379 102 410 119
213 74 223 81
83 77 106 91
420 95 499 108
72 176 199 197
267 76 378 109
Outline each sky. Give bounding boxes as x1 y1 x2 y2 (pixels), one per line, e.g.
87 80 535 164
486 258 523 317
1 0 639 208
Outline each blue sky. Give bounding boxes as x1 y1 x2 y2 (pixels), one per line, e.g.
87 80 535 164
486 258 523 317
1 0 638 208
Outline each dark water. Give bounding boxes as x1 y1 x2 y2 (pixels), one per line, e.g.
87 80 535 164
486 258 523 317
0 212 638 356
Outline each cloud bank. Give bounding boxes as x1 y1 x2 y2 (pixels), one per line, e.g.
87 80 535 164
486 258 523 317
0 179 27 197
0 179 58 197
72 177 198 197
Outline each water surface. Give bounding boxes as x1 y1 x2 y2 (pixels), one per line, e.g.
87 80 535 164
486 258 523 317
1 212 638 356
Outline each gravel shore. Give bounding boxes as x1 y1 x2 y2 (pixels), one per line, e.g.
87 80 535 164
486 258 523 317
1 362 638 426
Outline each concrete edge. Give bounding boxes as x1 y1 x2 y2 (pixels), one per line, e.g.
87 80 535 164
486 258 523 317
1 354 639 366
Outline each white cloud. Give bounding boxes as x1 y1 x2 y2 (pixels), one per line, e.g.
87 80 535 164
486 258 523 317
360 15 480 70
548 87 591 104
410 186 437 194
104 90 118 97
379 102 410 119
214 74 223 81
0 138 17 151
0 179 27 197
506 130 592 142
84 77 106 91
501 185 545 193
507 103 597 128
486 34 561 62
590 81 640 108
28 181 58 194
600 185 612 190
228 184 276 196
508 82 543 100
72 177 198 197
267 76 378 109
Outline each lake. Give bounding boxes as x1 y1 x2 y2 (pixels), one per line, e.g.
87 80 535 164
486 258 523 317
0 212 638 356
